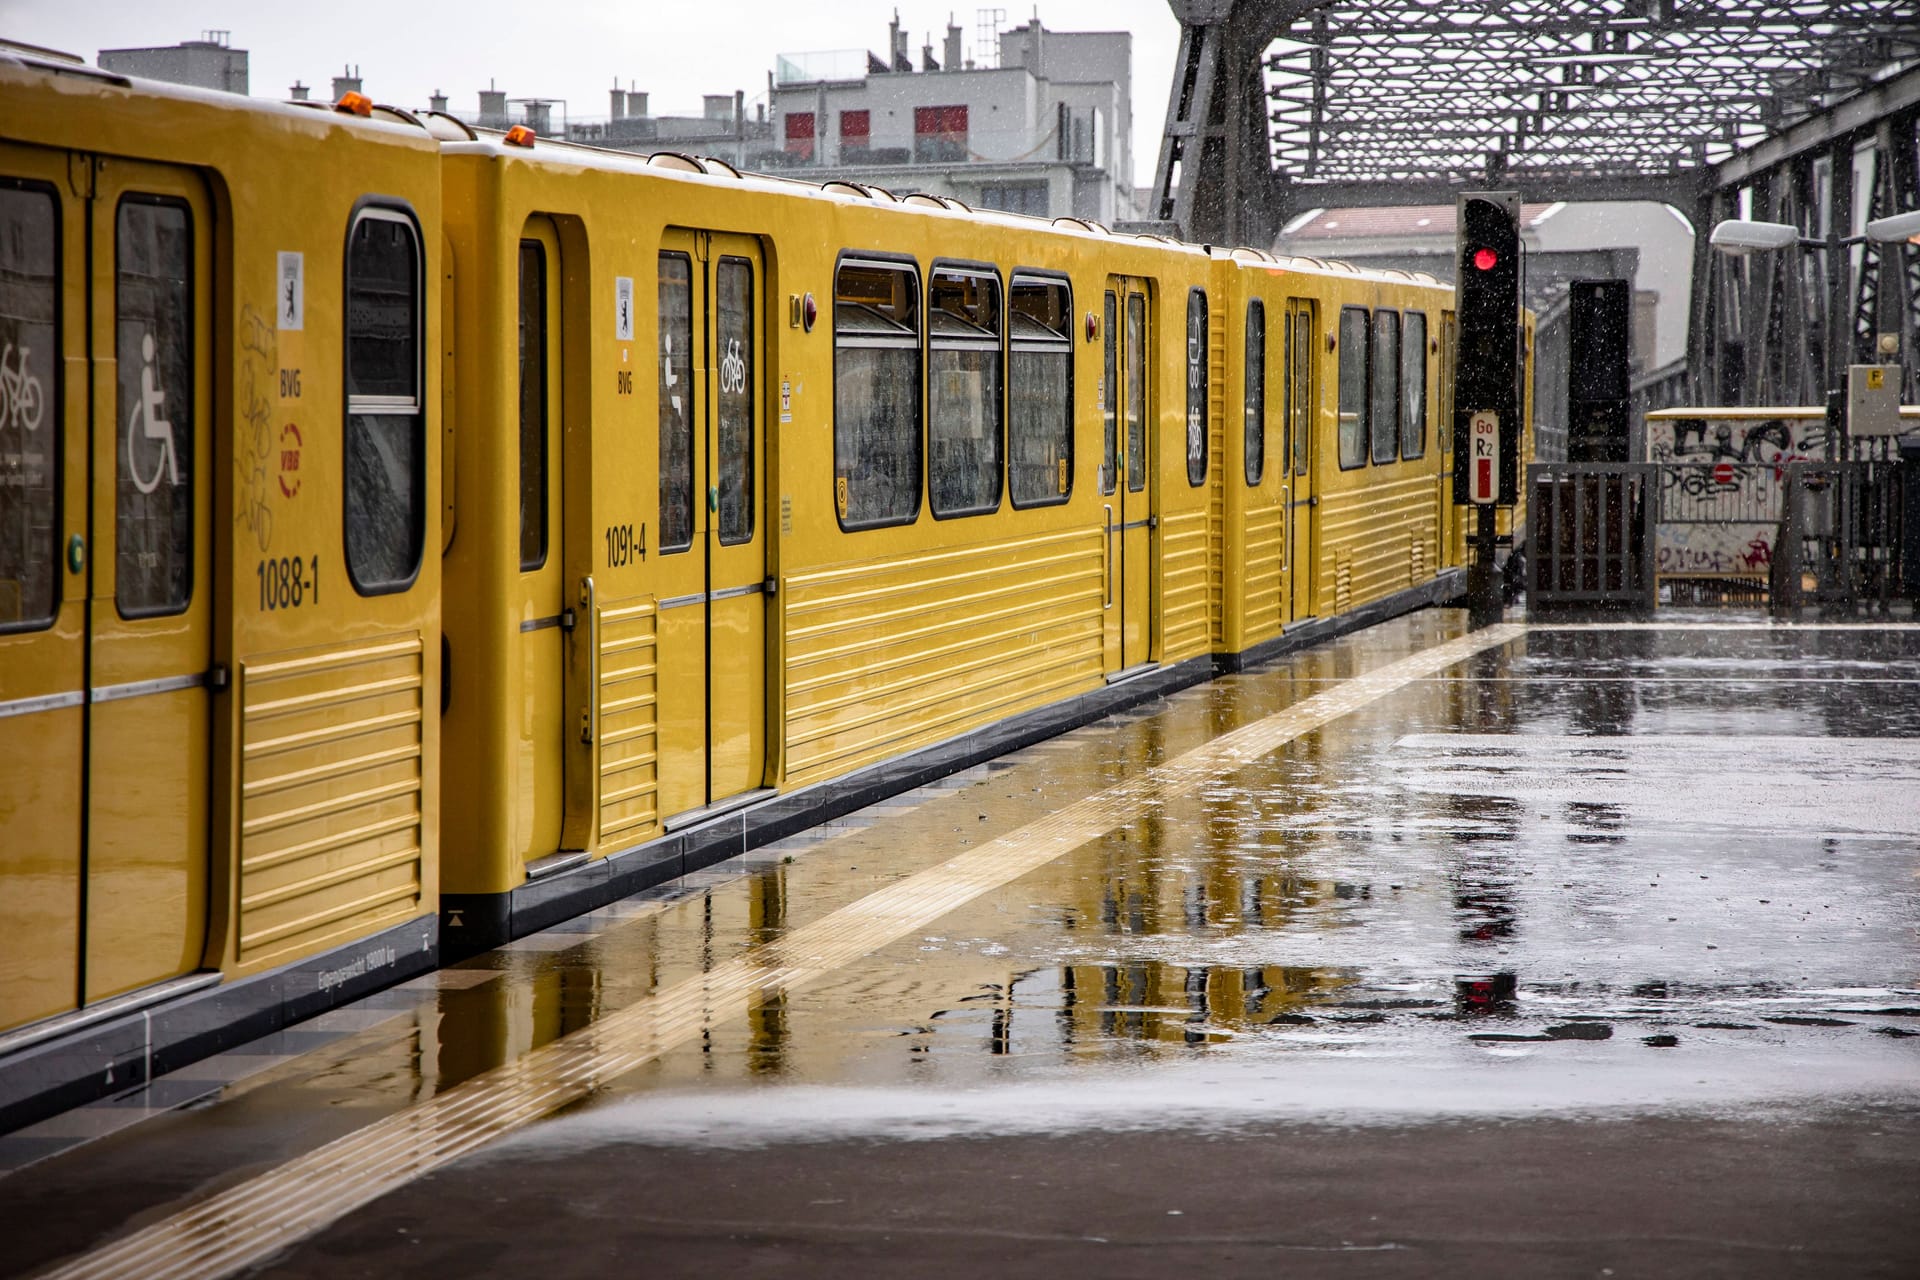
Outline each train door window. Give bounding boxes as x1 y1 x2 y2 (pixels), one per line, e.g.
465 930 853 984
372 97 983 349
1402 311 1428 460
833 256 921 529
1336 306 1368 470
658 251 694 553
928 264 1002 518
517 240 548 569
1125 293 1146 492
343 206 424 593
1243 299 1264 485
1100 290 1117 495
0 184 58 632
116 197 193 616
1370 310 1399 465
1184 288 1208 487
1008 273 1071 508
1291 305 1310 476
715 256 754 544
1439 311 1457 458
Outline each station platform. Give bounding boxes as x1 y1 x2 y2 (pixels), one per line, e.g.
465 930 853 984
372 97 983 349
3 610 1917 1279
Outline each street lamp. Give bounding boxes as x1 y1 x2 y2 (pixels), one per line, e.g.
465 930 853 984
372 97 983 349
1708 212 1920 253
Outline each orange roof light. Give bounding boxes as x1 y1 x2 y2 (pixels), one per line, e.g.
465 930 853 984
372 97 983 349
334 91 372 117
504 125 536 148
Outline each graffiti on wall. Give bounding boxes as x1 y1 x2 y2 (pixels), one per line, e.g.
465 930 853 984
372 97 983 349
1648 415 1828 576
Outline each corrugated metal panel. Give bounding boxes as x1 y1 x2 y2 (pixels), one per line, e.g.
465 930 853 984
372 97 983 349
1243 499 1285 644
1159 508 1209 659
238 634 424 966
783 528 1102 785
597 595 660 845
1317 474 1438 612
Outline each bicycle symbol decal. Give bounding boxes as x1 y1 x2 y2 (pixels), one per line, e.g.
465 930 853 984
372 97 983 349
0 342 44 432
719 338 747 395
126 333 180 495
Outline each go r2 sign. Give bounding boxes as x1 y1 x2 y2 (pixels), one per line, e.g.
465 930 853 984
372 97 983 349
1470 410 1500 504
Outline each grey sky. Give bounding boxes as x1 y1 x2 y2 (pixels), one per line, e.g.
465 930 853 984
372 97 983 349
2 1 1181 178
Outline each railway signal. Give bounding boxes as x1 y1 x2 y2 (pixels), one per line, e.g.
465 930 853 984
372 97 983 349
1452 191 1521 507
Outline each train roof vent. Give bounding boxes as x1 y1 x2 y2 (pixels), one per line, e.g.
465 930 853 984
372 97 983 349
371 103 426 129
902 193 947 209
1409 270 1440 285
698 155 741 178
1232 246 1276 264
1052 217 1110 235
424 111 477 141
865 185 901 203
821 180 873 199
647 151 705 173
0 43 130 86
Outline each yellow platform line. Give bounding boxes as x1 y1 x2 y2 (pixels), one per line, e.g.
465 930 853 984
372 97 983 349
40 622 1526 1280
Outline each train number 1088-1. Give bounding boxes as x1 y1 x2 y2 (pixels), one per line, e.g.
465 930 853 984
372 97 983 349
257 555 319 611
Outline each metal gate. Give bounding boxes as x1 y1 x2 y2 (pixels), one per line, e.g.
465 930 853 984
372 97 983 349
1526 463 1657 610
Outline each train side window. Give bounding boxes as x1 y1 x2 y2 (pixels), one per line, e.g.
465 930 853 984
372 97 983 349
1125 294 1146 493
1370 310 1399 465
657 251 694 553
1008 273 1071 508
1100 290 1117 495
1243 299 1264 486
0 183 59 634
1185 288 1208 487
344 206 424 594
117 197 194 617
1291 305 1310 476
715 255 754 544
1402 310 1428 460
1336 306 1368 470
517 240 547 570
833 257 921 529
928 264 1002 518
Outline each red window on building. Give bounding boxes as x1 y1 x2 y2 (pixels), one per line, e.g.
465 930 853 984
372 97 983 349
914 105 968 162
784 111 815 161
840 109 870 160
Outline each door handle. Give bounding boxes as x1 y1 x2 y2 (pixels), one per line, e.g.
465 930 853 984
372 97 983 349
577 575 597 746
1102 504 1114 609
66 533 84 574
1278 484 1291 574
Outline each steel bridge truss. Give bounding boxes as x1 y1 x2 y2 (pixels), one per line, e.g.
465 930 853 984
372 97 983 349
1150 1 1920 412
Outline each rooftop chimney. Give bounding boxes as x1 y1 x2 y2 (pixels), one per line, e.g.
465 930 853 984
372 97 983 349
331 64 361 102
289 80 309 101
429 89 448 113
922 37 938 72
610 82 626 120
478 81 508 127
628 89 649 117
944 20 963 72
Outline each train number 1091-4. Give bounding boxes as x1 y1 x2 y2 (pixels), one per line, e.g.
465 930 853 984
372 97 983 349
605 523 642 567
257 555 319 611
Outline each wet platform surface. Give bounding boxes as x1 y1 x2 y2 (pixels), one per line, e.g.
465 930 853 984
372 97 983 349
3 611 1917 1278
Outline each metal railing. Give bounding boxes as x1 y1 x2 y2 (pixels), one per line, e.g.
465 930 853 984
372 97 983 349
1770 461 1907 615
1526 463 1658 610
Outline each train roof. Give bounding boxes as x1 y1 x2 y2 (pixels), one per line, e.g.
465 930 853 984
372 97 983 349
0 48 1444 291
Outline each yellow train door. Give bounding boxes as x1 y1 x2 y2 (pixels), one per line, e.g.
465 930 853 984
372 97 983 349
1101 276 1153 676
515 219 571 869
0 147 87 1031
654 230 767 826
1287 298 1317 622
84 163 214 1001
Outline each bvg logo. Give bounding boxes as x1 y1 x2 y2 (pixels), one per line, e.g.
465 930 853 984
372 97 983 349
278 422 303 498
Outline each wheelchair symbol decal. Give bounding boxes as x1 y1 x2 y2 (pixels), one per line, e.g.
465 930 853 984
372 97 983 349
126 333 180 495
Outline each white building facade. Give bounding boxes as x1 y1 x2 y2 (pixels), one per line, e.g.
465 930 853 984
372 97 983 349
766 17 1136 224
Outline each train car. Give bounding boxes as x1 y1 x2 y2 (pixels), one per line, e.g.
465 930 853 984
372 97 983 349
434 130 1244 946
0 53 442 1126
430 127 1516 948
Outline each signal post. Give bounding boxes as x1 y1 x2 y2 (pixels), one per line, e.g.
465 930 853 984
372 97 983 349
1452 192 1522 626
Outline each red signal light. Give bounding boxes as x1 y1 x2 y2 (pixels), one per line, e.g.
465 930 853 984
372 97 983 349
1473 247 1499 271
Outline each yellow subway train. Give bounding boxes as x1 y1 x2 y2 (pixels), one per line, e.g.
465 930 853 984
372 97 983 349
0 52 1529 1125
